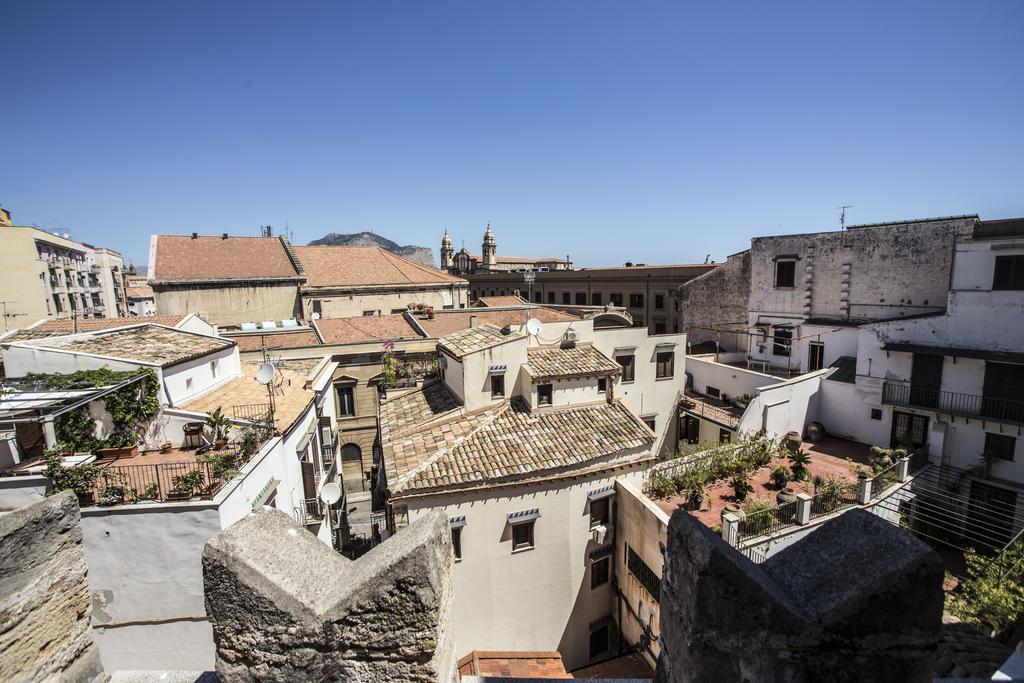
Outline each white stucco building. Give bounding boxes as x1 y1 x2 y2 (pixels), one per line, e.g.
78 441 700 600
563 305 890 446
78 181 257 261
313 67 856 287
375 316 686 670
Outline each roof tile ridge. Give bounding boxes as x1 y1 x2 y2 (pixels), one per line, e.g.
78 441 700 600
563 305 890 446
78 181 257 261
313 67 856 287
375 248 416 284
394 402 508 490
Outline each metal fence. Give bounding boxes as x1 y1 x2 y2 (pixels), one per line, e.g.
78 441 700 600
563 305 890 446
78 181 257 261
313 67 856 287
232 403 273 423
91 460 218 504
808 481 860 521
737 499 800 545
883 381 1024 425
870 462 900 500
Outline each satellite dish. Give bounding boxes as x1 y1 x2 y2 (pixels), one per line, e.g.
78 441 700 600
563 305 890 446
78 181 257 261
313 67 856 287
255 362 275 385
320 482 342 505
526 318 542 336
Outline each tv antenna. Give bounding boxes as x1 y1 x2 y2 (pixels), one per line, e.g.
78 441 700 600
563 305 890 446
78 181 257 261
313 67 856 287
838 205 853 230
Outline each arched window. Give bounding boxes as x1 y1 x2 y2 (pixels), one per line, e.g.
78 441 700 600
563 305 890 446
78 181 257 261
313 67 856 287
340 443 365 493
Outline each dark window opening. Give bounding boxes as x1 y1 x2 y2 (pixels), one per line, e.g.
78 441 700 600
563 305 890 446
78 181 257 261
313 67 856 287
629 293 644 308
597 377 607 392
985 432 1016 462
336 385 355 417
775 259 796 288
616 355 635 382
643 417 656 432
547 291 555 304
491 375 505 398
706 385 720 398
655 294 664 309
808 342 824 372
870 408 883 421
590 557 610 589
719 428 731 444
656 351 674 378
609 292 623 306
773 328 792 357
538 383 553 406
653 319 666 335
575 292 587 305
993 255 1024 290
591 292 602 306
512 521 534 550
590 497 610 527
589 625 609 659
561 292 571 305
533 291 542 303
452 527 463 560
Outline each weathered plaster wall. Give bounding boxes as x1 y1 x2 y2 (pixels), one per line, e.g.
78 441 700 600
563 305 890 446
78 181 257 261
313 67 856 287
678 250 750 351
0 492 107 682
304 285 467 319
152 282 302 326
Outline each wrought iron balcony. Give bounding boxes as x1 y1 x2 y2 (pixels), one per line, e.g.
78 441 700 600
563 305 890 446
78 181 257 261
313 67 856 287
882 380 1024 426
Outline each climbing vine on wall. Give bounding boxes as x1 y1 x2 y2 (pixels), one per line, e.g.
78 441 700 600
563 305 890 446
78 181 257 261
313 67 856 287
27 368 160 452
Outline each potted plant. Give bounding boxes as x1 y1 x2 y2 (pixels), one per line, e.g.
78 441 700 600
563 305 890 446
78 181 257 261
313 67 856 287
170 469 207 500
730 476 753 502
159 441 173 454
43 448 100 507
96 431 140 460
770 465 790 490
206 407 231 449
788 450 811 482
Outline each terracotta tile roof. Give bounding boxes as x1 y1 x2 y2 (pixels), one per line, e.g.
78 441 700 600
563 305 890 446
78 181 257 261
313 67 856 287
437 324 524 359
150 235 301 282
16 325 234 368
380 382 655 495
1 316 190 342
314 314 422 345
182 359 322 431
474 295 528 307
125 285 154 299
293 245 464 288
411 307 580 338
680 389 745 429
225 329 323 352
457 651 570 679
525 343 620 380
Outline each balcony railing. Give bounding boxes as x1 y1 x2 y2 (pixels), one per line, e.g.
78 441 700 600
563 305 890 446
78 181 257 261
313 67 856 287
882 381 1024 426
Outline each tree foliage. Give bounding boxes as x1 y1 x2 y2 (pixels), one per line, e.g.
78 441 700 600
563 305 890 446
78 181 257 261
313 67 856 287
948 543 1024 639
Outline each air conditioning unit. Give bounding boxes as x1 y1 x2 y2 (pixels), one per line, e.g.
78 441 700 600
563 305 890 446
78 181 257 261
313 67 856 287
565 329 580 343
591 524 614 544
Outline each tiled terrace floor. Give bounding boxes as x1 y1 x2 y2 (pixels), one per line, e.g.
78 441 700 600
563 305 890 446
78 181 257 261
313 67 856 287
655 436 876 527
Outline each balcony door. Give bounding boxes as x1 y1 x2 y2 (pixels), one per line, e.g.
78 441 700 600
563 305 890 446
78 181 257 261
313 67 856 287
807 342 824 372
983 362 1024 423
891 411 928 449
681 414 700 445
910 353 943 409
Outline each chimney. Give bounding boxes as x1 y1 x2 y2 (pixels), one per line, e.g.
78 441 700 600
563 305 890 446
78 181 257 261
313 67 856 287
191 232 198 239
427 307 436 320
469 315 477 328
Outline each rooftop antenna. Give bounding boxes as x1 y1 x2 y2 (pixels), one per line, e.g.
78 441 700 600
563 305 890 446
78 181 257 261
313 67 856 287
838 205 852 230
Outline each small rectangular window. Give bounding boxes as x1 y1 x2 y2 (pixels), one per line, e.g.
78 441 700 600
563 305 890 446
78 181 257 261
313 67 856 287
629 293 644 308
719 428 732 444
512 521 534 550
591 292 602 306
597 377 607 392
590 557 610 589
653 319 666 335
871 408 883 421
185 377 193 392
993 255 1024 290
643 417 656 432
655 294 665 309
362 310 377 317
775 259 796 288
590 497 610 527
491 374 505 398
706 385 720 398
313 299 323 315
656 351 674 378
609 292 623 306
452 527 463 560
336 385 355 417
985 432 1016 461
575 292 586 305
538 383 553 406
773 328 793 357
562 292 571 305
533 291 542 303
616 354 635 383
547 291 555 304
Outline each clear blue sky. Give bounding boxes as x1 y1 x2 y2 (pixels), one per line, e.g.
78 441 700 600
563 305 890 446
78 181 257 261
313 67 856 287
2 1 1021 268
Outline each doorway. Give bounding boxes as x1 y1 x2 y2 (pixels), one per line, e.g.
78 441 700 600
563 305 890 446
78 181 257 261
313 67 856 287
910 353 943 409
807 342 824 372
681 415 700 444
891 411 928 449
341 443 365 493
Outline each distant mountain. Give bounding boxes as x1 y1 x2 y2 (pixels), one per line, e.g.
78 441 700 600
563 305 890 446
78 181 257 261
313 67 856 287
308 231 435 269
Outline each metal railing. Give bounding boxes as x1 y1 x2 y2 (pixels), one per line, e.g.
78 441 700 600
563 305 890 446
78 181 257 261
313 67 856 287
737 500 800 544
301 497 323 523
870 462 900 500
90 460 218 504
883 381 1024 425
808 481 860 521
232 403 273 423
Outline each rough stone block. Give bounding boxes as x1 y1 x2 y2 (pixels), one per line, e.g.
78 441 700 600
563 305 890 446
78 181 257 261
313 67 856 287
0 490 107 682
203 506 455 682
655 508 943 683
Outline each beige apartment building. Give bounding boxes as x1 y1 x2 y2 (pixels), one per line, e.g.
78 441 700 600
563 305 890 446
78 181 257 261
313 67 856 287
0 208 127 332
